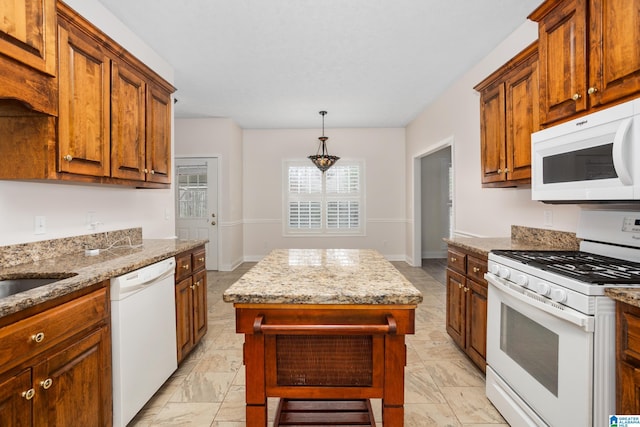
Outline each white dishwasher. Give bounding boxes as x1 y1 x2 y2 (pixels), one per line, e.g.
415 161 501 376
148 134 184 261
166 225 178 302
110 257 177 427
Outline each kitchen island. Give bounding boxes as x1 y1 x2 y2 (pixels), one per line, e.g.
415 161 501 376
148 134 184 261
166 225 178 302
223 249 422 427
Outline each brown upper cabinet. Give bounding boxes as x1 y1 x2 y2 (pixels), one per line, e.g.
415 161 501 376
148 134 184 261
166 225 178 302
0 0 58 114
529 0 640 126
0 1 175 188
475 42 539 187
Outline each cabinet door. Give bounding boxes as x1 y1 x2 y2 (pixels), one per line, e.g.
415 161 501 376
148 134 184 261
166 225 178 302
111 61 146 181
58 22 111 177
505 54 539 182
33 326 111 427
0 369 32 427
589 0 640 107
0 0 56 75
479 82 506 184
176 277 194 363
445 269 466 349
617 360 640 414
465 279 487 372
536 0 588 124
145 83 172 184
192 269 208 344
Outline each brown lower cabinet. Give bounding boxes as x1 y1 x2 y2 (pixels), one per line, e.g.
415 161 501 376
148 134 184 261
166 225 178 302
616 301 640 414
0 285 111 426
175 245 208 364
445 244 488 372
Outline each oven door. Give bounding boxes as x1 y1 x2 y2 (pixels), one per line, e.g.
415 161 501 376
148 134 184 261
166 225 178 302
486 274 594 427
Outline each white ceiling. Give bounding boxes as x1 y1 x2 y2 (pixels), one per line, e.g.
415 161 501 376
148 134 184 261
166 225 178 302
97 0 541 129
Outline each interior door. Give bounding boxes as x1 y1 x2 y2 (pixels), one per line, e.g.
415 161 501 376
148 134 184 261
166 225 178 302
175 158 218 270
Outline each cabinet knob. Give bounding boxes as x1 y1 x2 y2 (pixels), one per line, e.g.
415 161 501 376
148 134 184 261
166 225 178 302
497 169 502 174
572 93 582 101
458 283 463 289
450 257 457 262
588 87 598 95
190 285 196 290
22 389 35 400
40 378 53 390
464 287 469 293
144 169 149 174
182 264 190 270
150 169 155 175
503 168 509 173
63 155 73 162
473 267 480 273
31 332 45 343
198 257 205 262
195 280 201 287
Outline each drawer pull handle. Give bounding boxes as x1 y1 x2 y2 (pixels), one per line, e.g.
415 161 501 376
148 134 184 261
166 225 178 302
32 332 45 343
22 389 35 400
252 313 398 335
40 378 53 390
473 267 480 273
450 257 457 262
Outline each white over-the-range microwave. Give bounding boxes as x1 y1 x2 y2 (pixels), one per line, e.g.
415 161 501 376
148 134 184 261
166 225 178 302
531 97 640 203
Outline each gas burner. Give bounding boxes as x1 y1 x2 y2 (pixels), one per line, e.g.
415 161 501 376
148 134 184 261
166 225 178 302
492 250 640 284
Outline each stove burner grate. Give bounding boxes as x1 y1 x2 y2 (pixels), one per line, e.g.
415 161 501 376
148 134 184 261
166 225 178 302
492 250 640 284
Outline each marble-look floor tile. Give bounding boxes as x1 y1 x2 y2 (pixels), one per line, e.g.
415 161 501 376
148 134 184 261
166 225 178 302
404 403 461 427
423 359 486 387
404 366 447 404
169 371 236 403
440 386 506 424
148 402 220 426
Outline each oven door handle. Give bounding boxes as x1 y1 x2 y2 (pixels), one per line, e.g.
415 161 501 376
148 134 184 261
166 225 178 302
485 273 595 333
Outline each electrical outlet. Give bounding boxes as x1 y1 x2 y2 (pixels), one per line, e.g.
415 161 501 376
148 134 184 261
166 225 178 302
34 216 46 234
543 210 553 227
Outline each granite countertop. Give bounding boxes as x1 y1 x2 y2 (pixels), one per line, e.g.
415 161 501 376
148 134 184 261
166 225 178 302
223 249 423 305
605 288 640 307
0 238 207 319
444 226 581 257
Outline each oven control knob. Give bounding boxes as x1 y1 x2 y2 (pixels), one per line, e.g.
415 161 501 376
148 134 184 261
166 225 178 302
497 267 510 279
514 274 528 287
550 288 567 303
489 263 499 275
537 282 551 296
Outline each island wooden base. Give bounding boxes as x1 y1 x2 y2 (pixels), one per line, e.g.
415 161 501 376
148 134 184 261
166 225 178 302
234 304 416 427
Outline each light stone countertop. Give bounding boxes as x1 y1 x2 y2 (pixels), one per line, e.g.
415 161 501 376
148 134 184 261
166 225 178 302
605 288 640 308
0 239 207 319
223 249 423 305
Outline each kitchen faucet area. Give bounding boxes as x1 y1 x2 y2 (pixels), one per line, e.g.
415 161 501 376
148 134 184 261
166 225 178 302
2 0 640 426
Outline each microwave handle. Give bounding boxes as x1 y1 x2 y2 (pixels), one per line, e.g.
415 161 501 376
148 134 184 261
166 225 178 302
613 117 633 185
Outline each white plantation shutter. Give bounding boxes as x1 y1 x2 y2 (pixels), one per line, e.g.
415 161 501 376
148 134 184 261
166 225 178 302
285 161 364 235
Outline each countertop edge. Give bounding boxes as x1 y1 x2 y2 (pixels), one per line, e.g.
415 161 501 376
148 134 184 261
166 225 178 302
0 239 208 319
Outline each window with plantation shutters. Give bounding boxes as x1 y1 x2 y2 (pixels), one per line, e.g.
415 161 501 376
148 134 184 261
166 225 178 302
284 161 364 235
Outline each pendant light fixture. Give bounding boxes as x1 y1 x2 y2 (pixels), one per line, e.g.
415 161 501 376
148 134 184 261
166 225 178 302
308 110 339 172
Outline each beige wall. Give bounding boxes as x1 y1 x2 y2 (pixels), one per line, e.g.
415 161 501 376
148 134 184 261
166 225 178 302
174 118 244 271
242 128 406 260
405 20 580 264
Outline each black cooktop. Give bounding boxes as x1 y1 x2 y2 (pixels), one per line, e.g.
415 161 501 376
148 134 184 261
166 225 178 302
492 250 640 284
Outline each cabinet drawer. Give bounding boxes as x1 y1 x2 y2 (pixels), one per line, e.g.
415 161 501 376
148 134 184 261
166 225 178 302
467 256 487 284
192 247 206 272
620 305 640 364
0 288 107 371
176 251 192 281
447 249 466 274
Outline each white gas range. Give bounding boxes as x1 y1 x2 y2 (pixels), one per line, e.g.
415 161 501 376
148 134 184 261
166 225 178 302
485 209 640 427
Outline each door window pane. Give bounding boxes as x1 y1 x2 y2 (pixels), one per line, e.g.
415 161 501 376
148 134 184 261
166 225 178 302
177 165 208 219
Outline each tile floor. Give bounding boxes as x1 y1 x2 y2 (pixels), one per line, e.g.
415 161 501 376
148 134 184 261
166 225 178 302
130 260 508 426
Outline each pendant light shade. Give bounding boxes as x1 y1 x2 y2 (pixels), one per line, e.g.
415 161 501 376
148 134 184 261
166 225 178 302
308 111 339 172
